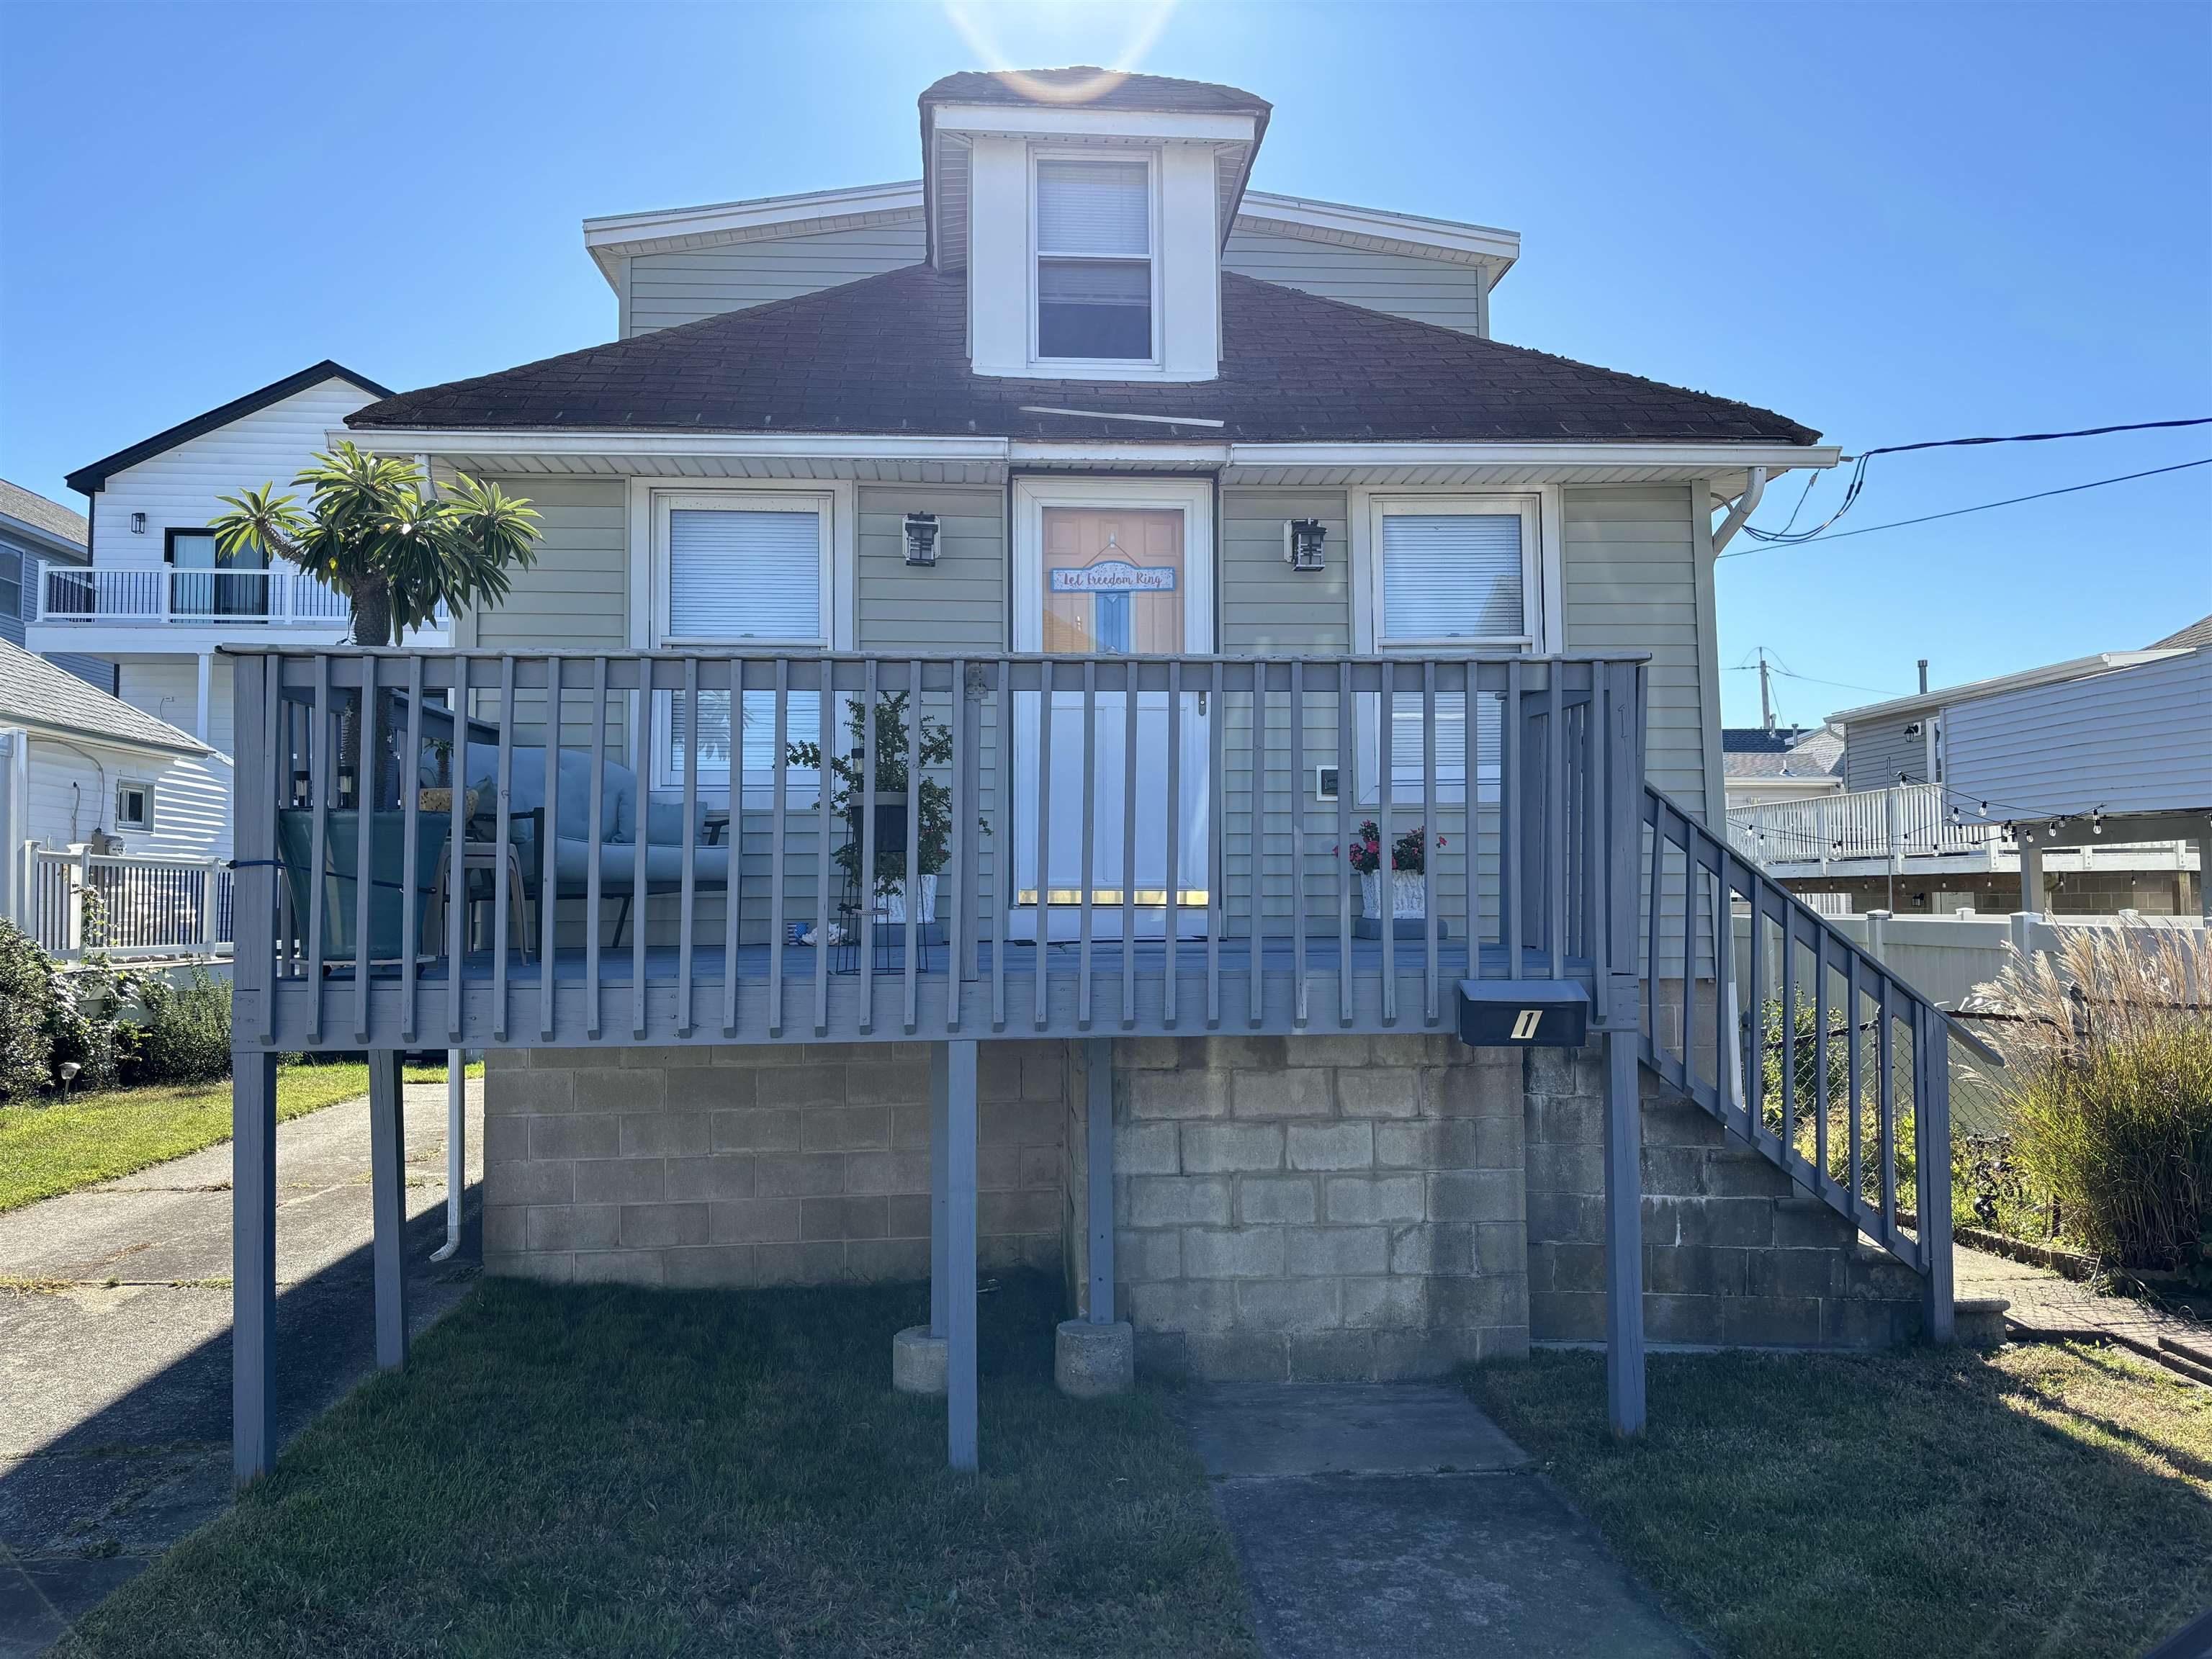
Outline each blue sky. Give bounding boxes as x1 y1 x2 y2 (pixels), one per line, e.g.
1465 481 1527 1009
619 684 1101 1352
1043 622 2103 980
4 1 2206 726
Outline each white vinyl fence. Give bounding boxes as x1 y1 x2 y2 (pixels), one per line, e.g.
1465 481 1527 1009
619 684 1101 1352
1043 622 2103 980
19 844 234 958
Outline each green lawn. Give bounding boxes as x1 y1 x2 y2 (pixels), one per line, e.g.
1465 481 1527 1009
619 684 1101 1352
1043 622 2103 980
55 1272 1257 1659
0 1058 477 1213
1470 1342 2212 1659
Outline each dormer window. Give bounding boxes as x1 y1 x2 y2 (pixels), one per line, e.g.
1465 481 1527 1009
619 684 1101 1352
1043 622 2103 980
1034 156 1154 363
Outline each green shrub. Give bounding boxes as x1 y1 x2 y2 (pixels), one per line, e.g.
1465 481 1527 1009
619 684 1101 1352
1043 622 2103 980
1753 992 1916 1202
132 968 232 1084
1969 925 2212 1271
0 920 55 1102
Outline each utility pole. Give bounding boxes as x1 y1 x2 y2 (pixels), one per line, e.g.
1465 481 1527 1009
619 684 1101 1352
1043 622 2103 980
1759 649 1775 735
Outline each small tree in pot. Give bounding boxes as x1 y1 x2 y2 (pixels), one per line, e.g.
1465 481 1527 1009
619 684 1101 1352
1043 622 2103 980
787 690 956 922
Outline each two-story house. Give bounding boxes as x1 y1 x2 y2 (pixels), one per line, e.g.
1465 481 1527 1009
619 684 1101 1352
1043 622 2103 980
0 480 106 690
33 361 418 759
224 69 1973 1481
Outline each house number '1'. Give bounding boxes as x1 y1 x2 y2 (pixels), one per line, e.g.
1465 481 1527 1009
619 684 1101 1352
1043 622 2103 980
1511 1010 1543 1040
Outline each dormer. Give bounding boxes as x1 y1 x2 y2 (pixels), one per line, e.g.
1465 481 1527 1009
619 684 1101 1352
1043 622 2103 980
920 68 1271 382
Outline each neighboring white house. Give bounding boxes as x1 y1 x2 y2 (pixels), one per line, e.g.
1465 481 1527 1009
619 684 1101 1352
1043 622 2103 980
1 638 233 953
1728 615 2210 917
1721 724 1843 812
28 361 448 757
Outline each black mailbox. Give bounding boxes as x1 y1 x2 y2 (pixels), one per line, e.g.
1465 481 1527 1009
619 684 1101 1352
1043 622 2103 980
1455 980 1591 1048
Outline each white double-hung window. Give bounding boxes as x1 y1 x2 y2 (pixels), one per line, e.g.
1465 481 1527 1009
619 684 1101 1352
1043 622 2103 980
1034 155 1155 363
655 493 831 793
1367 495 1544 802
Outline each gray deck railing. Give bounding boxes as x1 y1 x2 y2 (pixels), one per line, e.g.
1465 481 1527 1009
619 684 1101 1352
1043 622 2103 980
1642 783 1969 1329
229 649 1648 1052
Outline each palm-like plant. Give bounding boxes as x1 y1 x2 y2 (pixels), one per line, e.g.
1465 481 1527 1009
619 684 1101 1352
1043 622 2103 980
210 441 540 646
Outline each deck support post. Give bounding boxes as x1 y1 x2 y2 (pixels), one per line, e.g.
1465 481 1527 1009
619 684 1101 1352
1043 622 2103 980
930 1042 950 1339
231 1048 278 1485
369 1049 409 1372
944 1039 979 1470
1602 1028 1647 1437
1086 1038 1114 1323
1056 1038 1136 1395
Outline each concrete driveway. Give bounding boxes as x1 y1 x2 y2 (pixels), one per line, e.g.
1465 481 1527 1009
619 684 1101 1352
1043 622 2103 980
1182 1382 1701 1658
0 1079 483 1658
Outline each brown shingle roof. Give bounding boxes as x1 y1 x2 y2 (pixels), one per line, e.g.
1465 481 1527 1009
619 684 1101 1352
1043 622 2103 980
351 266 1819 446
920 68 1269 117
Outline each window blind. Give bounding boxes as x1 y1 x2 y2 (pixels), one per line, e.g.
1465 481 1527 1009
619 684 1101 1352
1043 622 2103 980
1386 692 1503 803
667 689 821 784
1380 513 1525 642
1037 159 1149 256
667 508 821 641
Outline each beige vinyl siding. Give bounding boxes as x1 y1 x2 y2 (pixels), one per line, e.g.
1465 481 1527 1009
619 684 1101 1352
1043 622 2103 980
1842 712 1928 791
1219 489 1359 932
474 478 629 656
1222 228 1488 336
1560 484 1714 819
624 220 927 336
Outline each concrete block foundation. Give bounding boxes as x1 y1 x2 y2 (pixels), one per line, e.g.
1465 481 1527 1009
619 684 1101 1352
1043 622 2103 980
485 1027 1925 1377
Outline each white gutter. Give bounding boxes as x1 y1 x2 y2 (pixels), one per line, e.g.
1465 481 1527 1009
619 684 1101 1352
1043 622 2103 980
342 428 1841 477
1709 466 1767 554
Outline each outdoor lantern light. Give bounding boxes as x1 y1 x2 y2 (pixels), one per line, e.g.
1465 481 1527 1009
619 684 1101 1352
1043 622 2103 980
1283 518 1327 572
130 512 147 534
902 512 940 567
58 1060 81 1101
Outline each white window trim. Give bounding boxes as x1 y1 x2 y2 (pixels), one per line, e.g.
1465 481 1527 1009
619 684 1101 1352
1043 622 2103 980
114 778 153 832
1354 490 1550 652
631 481 855 799
1348 487 1563 808
1028 145 1162 374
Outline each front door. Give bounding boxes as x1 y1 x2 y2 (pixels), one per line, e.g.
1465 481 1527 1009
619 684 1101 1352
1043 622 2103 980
1012 487 1213 939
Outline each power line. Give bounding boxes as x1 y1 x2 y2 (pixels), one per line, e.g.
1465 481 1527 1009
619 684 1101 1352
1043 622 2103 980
1731 416 2212 547
1719 456 2212 559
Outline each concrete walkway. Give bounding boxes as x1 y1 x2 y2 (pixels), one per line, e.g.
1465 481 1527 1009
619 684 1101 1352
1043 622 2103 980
1183 1382 1701 1659
0 1079 484 1659
1957 1243 2212 1382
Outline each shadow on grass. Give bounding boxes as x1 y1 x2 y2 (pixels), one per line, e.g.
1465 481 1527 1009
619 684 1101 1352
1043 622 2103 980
1 1182 480 1654
52 1272 1259 1659
1469 1343 2212 1659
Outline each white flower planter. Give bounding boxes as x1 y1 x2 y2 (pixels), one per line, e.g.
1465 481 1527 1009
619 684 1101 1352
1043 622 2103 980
1360 869 1426 922
878 873 939 927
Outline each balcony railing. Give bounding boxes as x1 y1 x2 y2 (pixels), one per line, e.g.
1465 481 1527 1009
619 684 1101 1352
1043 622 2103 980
21 846 234 958
40 566 354 626
230 649 1650 1053
1727 781 2002 867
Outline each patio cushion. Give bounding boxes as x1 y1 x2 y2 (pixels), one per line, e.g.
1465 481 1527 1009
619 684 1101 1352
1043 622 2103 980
552 837 730 891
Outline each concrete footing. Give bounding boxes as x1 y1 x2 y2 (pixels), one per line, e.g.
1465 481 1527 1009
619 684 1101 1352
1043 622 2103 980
892 1326 947 1395
1056 1319 1135 1397
1954 1298 2011 1347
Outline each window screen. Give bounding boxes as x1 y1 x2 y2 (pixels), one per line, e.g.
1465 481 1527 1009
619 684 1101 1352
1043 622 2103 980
0 549 19 621
1380 513 1526 642
1037 159 1151 360
667 508 821 641
667 689 822 789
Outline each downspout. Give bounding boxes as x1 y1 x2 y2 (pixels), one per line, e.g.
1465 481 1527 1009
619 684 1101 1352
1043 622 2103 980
1709 467 1767 555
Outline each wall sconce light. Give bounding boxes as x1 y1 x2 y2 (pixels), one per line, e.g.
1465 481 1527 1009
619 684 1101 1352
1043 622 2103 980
130 512 147 534
902 512 939 567
1283 518 1326 572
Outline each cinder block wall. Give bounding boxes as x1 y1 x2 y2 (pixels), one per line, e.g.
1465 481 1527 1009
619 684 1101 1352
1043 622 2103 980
1524 1041 1924 1347
1101 1034 1531 1381
482 1042 1067 1286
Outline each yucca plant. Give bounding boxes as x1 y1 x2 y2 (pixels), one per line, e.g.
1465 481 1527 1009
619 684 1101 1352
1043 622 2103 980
211 441 540 647
1966 923 2212 1270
